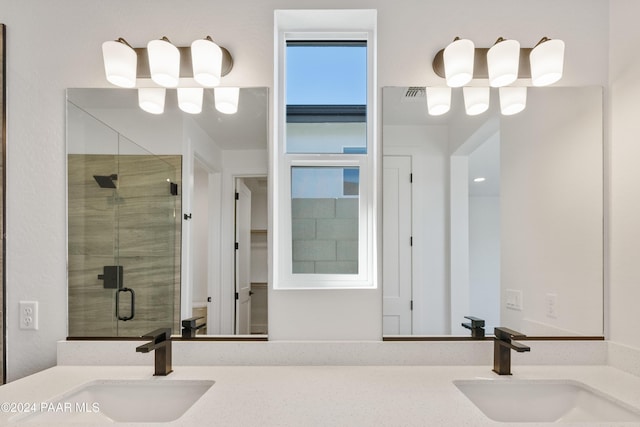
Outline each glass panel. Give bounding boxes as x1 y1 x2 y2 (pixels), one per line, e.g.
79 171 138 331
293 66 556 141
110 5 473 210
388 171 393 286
67 98 181 337
291 166 359 274
286 42 367 154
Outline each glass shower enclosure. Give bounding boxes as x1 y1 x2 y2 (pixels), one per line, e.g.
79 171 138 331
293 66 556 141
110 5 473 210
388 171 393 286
66 94 181 337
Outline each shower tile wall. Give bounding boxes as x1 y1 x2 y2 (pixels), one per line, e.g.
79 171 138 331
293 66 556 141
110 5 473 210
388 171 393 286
68 154 182 336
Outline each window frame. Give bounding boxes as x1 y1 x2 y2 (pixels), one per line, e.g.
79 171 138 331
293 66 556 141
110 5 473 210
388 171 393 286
274 30 376 290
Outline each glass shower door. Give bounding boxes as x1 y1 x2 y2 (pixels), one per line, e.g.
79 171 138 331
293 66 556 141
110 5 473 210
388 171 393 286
113 136 181 336
67 95 181 337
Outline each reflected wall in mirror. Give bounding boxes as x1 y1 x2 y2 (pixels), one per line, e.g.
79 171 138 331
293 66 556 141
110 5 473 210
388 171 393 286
382 86 603 337
66 87 269 337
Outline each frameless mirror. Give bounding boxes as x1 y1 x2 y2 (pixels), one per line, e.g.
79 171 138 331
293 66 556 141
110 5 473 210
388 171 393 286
382 86 603 337
66 87 268 338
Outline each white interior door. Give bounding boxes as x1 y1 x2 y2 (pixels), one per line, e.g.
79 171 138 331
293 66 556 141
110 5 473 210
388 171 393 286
383 156 413 334
235 178 252 334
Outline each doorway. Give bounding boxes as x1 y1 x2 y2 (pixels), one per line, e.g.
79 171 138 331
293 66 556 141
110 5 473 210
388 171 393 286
382 155 413 334
234 177 268 334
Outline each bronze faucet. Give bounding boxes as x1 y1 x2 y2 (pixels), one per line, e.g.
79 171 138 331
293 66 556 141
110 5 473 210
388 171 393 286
493 327 530 375
461 316 485 338
136 328 173 376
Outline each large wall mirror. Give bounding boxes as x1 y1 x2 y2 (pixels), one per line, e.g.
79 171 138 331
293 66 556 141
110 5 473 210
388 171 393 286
66 87 268 338
382 86 603 337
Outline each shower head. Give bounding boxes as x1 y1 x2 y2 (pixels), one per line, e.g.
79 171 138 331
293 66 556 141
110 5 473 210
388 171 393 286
93 174 118 189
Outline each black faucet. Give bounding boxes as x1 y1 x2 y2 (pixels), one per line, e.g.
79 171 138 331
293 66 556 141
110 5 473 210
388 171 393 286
493 327 530 375
181 316 206 338
136 328 173 376
461 316 485 338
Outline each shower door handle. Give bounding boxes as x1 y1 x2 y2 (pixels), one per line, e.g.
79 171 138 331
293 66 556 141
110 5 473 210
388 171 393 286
116 287 135 321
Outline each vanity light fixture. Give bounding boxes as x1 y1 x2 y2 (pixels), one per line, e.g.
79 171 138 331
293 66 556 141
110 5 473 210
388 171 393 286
463 87 490 116
102 38 137 88
426 86 451 116
102 36 237 114
433 37 565 86
138 87 166 114
487 38 520 88
214 87 240 114
443 37 475 87
177 88 204 114
499 86 527 115
530 37 565 87
147 37 180 88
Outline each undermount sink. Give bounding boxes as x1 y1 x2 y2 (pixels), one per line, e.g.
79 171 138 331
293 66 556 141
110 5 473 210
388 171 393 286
454 379 640 423
14 379 214 423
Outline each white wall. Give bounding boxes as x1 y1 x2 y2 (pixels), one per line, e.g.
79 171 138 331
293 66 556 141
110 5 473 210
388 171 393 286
469 196 500 330
609 0 640 351
501 87 603 336
1 0 609 380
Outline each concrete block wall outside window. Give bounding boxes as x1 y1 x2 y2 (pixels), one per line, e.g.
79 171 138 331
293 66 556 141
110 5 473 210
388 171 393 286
292 198 359 274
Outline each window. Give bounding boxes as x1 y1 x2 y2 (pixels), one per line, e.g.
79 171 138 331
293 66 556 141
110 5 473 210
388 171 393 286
274 11 377 289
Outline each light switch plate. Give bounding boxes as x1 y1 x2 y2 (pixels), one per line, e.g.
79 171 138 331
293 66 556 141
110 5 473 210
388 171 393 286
19 301 38 330
505 289 523 311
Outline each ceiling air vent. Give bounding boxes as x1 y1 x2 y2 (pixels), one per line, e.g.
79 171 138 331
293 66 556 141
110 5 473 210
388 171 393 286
403 86 426 102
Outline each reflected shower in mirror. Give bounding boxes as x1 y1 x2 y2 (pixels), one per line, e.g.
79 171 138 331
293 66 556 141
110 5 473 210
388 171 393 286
382 86 603 337
66 87 269 338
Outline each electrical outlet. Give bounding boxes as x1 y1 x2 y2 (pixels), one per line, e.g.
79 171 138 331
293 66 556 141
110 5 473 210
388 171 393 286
545 293 557 318
19 301 38 330
505 289 523 311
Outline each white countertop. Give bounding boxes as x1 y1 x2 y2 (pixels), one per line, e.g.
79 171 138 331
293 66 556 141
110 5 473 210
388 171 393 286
1 365 639 426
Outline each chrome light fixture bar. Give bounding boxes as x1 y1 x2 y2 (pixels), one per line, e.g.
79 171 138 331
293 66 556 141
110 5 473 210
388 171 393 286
433 37 564 87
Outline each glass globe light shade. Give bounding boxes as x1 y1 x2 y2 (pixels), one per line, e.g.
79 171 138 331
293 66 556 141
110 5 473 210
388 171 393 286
487 39 520 87
138 88 166 114
147 38 180 88
463 87 490 116
530 38 565 86
426 87 451 116
443 38 475 88
102 40 137 88
191 38 223 87
215 87 240 114
499 86 527 115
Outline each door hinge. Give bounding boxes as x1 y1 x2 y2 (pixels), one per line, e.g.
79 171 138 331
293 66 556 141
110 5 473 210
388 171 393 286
207 297 212 303
184 213 192 220
410 236 413 246
235 242 239 250
410 173 413 183
235 292 239 300
410 300 414 311
235 192 239 200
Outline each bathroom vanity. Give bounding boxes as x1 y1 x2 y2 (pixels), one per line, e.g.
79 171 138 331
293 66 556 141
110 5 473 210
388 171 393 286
1 363 639 426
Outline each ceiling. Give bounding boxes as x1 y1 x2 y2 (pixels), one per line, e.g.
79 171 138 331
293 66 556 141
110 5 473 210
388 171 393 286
383 86 500 197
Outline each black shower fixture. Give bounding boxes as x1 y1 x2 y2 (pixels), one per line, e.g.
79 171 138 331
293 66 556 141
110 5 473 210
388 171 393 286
93 174 118 189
